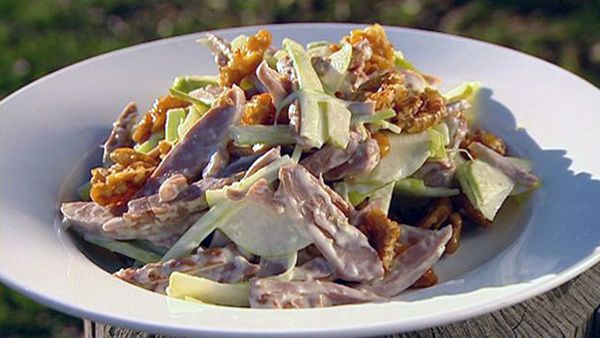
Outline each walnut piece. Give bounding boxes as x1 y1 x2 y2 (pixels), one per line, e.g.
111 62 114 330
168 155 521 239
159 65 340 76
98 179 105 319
462 128 507 156
394 87 448 133
342 24 395 74
411 268 438 288
220 29 272 87
356 72 448 134
452 194 492 227
132 95 189 144
365 72 408 111
445 212 463 255
158 140 173 158
357 208 401 271
241 93 286 125
416 197 453 230
90 148 158 208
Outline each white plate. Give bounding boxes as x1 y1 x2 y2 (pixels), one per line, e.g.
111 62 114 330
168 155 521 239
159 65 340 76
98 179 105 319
1 23 600 337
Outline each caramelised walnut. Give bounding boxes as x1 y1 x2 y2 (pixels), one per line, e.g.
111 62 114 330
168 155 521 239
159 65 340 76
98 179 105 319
90 148 158 208
355 71 403 93
132 95 189 144
362 72 408 111
416 197 453 230
219 29 272 87
342 24 395 74
241 93 288 125
145 140 173 160
394 87 448 133
371 131 390 158
411 268 438 288
159 140 173 157
445 212 463 255
462 128 507 156
357 208 401 271
356 72 447 134
452 194 492 227
107 147 158 167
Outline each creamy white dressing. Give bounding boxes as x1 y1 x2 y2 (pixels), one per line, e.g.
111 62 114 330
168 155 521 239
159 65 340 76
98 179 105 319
292 257 334 281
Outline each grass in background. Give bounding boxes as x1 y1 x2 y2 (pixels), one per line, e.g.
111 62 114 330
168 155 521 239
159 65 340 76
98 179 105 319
0 286 80 337
1 0 599 336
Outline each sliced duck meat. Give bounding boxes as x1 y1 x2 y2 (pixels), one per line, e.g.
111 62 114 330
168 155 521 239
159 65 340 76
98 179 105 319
310 55 333 75
158 174 189 203
445 110 468 151
338 68 370 98
60 201 114 236
300 132 363 177
217 148 282 201
276 55 297 89
346 100 376 116
102 210 191 241
208 229 232 248
278 164 383 282
216 152 263 178
114 246 259 294
468 142 540 187
145 235 179 249
287 101 301 137
413 158 457 188
139 86 245 195
243 146 281 178
447 99 471 117
321 179 355 218
145 228 192 249
291 257 334 281
189 85 224 104
204 33 232 68
102 175 238 240
202 148 230 178
360 225 452 297
296 244 323 265
249 279 381 309
310 55 350 94
102 102 138 167
256 61 291 108
245 178 282 206
348 39 373 71
245 73 267 95
324 137 380 180
256 254 294 278
213 146 279 180
300 131 379 181
143 213 202 248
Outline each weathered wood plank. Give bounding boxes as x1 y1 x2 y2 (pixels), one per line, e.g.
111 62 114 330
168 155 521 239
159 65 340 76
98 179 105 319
85 263 600 338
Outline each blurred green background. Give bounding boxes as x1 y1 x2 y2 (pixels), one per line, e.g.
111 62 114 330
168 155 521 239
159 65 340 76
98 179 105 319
1 0 599 336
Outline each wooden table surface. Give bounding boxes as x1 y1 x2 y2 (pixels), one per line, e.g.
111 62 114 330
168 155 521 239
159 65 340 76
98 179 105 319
84 262 600 338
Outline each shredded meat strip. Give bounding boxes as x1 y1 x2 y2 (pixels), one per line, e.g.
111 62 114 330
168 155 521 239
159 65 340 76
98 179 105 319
102 102 138 167
278 164 383 282
249 279 381 309
114 246 259 294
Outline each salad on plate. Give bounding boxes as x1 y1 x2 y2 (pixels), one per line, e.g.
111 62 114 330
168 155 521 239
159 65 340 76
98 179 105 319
60 24 540 309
